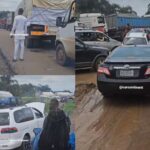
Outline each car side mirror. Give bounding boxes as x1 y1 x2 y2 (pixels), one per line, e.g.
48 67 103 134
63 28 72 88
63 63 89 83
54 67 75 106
70 17 77 23
104 37 109 42
56 17 63 27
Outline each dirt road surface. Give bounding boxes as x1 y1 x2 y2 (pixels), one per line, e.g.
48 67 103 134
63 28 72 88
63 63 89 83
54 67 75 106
76 70 96 84
0 29 74 75
76 72 150 150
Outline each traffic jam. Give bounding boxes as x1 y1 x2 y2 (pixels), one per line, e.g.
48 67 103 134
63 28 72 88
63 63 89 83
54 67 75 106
76 12 150 96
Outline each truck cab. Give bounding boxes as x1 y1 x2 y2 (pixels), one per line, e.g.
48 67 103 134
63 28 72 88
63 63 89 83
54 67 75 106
55 0 76 66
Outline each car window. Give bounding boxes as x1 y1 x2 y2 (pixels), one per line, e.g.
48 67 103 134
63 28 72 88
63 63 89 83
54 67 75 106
32 108 43 119
0 113 9 126
97 16 105 24
14 108 34 123
111 47 150 58
124 37 147 45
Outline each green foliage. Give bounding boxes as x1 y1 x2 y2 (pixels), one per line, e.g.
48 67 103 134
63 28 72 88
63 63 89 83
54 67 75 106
77 0 137 15
63 100 76 115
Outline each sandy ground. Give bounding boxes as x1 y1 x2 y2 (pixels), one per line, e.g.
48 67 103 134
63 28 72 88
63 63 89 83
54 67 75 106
75 71 150 150
0 29 74 75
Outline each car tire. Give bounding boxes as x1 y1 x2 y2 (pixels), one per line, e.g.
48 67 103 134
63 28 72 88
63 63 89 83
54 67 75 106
19 135 31 150
94 56 106 71
101 92 112 98
56 43 68 66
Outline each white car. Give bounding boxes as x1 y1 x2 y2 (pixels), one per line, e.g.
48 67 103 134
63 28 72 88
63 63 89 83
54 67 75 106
123 32 150 45
0 102 45 150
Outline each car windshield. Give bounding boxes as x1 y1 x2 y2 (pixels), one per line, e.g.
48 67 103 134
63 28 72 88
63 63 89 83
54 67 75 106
97 16 105 24
124 37 147 45
76 32 107 42
111 47 150 58
0 113 9 126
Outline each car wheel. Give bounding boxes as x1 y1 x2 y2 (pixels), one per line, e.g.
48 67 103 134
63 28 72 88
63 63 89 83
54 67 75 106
56 43 67 66
94 56 106 71
19 135 31 150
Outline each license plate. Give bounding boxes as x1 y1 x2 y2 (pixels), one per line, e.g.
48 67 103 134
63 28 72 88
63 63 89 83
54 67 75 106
119 70 134 77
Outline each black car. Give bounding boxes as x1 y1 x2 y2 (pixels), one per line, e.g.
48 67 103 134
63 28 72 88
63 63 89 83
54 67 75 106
76 38 109 70
97 45 150 96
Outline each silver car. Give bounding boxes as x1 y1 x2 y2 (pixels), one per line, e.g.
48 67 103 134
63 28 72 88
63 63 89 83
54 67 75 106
76 30 121 51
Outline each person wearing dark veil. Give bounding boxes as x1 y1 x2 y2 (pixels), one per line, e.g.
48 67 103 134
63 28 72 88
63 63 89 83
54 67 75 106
38 98 70 150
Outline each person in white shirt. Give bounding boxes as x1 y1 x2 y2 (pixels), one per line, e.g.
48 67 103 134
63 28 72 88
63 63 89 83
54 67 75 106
11 8 27 62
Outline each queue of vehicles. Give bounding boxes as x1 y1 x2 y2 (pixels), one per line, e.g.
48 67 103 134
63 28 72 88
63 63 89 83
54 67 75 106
77 12 150 97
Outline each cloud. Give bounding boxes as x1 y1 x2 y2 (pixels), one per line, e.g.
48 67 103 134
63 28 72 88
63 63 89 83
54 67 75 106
13 75 75 92
0 0 23 11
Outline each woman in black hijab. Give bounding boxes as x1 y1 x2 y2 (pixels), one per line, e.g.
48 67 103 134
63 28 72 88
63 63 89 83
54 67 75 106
38 98 70 150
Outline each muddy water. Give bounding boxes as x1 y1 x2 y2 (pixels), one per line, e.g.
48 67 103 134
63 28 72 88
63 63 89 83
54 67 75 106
76 70 96 84
76 72 150 150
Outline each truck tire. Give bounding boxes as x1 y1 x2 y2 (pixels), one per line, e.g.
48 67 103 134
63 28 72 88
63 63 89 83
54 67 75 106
56 43 68 66
25 37 33 48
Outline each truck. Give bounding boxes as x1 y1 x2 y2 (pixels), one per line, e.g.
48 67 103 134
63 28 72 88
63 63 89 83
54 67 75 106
79 13 107 33
55 0 76 66
106 13 150 41
24 0 74 48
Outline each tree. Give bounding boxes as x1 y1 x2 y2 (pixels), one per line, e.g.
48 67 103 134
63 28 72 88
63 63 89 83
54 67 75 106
145 3 150 15
77 0 136 15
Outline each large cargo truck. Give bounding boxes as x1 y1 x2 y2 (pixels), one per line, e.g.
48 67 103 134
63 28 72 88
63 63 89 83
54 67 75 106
24 0 73 48
106 13 150 41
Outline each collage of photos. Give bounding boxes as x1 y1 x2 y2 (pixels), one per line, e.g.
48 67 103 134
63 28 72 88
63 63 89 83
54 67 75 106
0 0 150 150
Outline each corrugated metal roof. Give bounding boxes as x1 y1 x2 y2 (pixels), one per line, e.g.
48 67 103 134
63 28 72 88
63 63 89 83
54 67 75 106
0 0 23 12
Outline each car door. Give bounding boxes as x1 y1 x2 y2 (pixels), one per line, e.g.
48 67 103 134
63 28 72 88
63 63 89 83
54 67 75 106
95 32 112 50
32 108 44 128
76 39 91 68
13 108 35 140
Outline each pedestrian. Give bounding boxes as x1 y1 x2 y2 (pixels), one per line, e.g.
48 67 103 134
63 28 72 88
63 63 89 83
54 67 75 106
38 98 71 150
124 23 132 37
10 8 27 62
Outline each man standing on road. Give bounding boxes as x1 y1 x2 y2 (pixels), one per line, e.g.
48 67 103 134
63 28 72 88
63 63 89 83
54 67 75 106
11 8 27 62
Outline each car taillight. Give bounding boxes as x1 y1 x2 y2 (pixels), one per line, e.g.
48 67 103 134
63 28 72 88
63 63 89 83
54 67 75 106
145 67 150 76
98 67 110 76
1 127 18 134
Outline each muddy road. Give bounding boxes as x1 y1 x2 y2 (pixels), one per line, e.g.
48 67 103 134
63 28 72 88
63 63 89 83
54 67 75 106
0 29 74 75
76 72 150 150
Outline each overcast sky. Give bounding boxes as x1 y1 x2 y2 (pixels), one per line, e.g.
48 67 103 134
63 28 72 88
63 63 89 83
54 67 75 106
108 0 150 16
13 76 75 92
0 0 22 11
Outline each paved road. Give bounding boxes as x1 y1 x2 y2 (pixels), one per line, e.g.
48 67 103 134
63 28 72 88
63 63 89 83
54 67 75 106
0 30 74 75
76 71 150 150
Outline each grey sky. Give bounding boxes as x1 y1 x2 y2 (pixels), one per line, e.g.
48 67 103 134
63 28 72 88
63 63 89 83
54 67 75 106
0 0 22 11
13 76 75 92
108 0 150 16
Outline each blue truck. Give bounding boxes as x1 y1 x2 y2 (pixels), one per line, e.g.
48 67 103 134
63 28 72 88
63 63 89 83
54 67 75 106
106 13 150 41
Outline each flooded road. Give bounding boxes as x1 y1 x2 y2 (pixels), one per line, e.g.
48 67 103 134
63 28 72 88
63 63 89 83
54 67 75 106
76 71 150 150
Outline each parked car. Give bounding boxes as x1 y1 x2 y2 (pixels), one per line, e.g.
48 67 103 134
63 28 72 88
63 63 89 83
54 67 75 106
129 28 150 36
0 102 45 150
123 32 150 45
76 29 121 51
97 45 150 97
76 38 109 70
0 91 18 107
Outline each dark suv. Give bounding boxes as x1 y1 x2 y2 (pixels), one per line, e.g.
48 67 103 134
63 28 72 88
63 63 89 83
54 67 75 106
76 38 109 70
